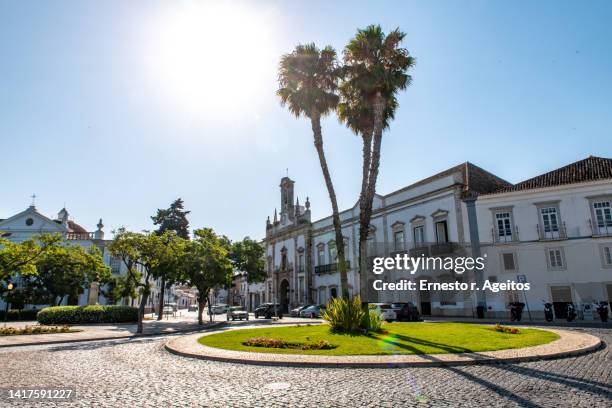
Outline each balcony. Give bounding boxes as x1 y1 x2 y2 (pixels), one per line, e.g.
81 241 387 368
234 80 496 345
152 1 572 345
65 232 95 240
492 225 519 244
589 219 612 237
409 246 429 257
430 242 458 256
315 261 350 275
536 222 567 241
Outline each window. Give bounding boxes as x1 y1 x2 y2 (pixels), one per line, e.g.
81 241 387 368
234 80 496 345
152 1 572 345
495 212 513 242
298 254 304 272
393 230 405 251
413 225 425 246
541 207 559 232
600 245 612 268
317 246 325 266
110 257 122 275
501 252 516 271
435 221 448 244
328 242 337 263
547 248 565 270
593 201 612 233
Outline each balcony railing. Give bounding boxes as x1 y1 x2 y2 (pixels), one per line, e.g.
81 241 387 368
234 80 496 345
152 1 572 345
315 261 350 275
492 225 519 244
409 246 430 257
536 222 567 241
589 219 612 237
65 232 95 240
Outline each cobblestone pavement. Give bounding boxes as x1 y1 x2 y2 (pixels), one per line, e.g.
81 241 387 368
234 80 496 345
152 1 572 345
0 326 609 408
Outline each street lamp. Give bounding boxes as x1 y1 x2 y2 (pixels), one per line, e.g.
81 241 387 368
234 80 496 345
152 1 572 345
4 281 14 327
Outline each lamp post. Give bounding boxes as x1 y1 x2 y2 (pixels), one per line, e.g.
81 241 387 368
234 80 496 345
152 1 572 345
4 281 14 327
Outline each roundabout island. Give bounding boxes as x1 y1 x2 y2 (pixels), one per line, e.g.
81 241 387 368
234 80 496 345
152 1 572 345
165 322 602 368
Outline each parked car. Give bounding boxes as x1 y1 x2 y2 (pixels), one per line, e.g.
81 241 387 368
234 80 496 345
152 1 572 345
390 302 421 322
299 305 326 318
290 305 312 317
253 303 283 319
369 303 397 322
227 306 249 321
211 304 229 314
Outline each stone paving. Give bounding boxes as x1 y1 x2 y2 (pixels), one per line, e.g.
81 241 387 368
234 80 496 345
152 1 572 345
0 326 609 407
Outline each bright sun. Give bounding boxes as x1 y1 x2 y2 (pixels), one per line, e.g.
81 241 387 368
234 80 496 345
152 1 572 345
147 2 276 117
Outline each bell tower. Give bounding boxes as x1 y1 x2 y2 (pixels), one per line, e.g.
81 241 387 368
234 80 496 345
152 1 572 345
279 177 295 221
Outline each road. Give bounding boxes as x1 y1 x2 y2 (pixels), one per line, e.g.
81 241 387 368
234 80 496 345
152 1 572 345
0 323 610 407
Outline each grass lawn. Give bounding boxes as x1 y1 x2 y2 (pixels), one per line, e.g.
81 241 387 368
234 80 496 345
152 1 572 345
198 323 559 356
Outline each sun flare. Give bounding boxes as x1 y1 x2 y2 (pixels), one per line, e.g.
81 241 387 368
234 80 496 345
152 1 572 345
147 2 276 117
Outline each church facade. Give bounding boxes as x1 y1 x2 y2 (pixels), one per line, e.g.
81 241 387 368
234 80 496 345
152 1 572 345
0 204 135 309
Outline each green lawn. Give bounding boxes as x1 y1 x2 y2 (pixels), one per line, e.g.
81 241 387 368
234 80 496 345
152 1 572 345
198 323 559 356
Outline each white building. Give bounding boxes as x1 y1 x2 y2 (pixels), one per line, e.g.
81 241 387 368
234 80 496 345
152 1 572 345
0 203 137 309
474 156 612 319
263 156 612 319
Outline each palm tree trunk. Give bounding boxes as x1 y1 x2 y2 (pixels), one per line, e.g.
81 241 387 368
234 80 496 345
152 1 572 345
157 277 165 320
310 111 349 299
358 93 385 301
358 129 373 299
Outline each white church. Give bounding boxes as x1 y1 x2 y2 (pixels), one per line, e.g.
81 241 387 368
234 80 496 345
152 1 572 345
0 202 132 309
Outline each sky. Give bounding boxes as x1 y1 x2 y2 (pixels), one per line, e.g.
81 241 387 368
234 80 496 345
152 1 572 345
1 0 611 241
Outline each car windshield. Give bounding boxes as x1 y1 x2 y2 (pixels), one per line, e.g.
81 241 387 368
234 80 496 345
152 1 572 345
379 304 392 310
391 303 406 308
230 307 244 311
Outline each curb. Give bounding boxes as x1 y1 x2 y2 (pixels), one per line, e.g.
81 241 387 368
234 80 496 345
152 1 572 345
0 322 226 349
164 326 603 369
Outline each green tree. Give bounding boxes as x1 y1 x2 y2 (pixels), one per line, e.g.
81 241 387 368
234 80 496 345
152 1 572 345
151 199 191 320
230 237 266 310
182 228 233 324
31 244 111 306
277 43 350 299
0 233 61 281
109 230 167 333
99 275 138 305
342 25 414 297
150 232 187 320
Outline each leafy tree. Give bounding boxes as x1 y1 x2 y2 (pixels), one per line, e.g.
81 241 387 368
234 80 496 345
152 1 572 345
151 199 191 320
30 244 111 306
182 228 233 324
341 25 414 297
99 274 138 305
151 198 190 239
230 237 265 309
0 233 61 281
109 230 167 333
150 232 187 320
277 43 350 299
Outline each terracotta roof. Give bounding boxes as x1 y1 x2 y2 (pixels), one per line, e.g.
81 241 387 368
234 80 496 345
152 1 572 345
490 156 612 194
68 220 88 233
463 162 512 194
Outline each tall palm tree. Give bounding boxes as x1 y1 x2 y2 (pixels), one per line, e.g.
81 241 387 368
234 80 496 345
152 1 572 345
277 43 350 299
342 25 415 298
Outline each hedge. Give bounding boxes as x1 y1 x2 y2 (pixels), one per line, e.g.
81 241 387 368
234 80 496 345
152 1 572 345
37 305 138 325
0 309 39 322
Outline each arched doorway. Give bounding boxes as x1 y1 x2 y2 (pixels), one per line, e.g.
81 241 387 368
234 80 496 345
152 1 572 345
280 279 290 313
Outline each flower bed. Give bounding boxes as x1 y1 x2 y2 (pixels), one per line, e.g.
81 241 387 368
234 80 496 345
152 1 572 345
242 336 337 350
0 325 77 336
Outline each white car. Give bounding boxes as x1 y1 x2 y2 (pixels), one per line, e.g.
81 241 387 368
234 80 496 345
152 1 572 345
369 303 397 322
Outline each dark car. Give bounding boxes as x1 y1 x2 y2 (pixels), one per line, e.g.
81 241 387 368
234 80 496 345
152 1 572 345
290 305 312 317
390 302 421 322
253 303 283 319
299 304 326 318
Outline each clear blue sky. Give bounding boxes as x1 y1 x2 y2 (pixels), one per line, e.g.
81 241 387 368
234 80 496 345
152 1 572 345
1 0 611 240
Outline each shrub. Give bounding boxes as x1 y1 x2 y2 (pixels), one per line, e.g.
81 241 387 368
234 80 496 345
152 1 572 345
321 296 365 333
37 305 138 325
492 324 520 334
365 310 384 333
0 309 39 322
242 336 336 350
0 325 72 336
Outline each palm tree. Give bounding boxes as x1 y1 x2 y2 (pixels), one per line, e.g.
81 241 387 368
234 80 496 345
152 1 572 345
341 25 415 297
277 43 350 299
